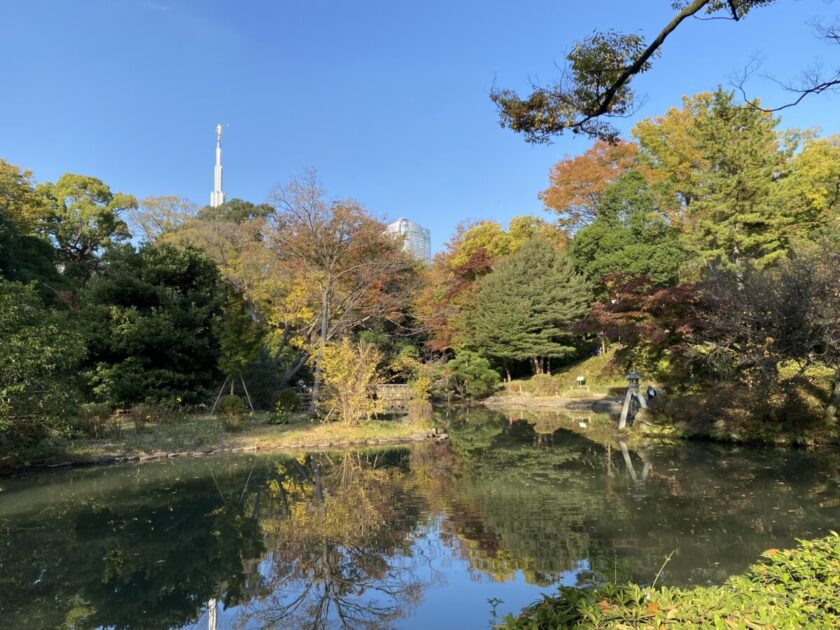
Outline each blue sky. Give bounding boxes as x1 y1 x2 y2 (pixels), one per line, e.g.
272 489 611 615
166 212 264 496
2 0 838 253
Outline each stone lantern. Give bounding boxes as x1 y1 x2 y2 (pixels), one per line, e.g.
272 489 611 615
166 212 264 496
619 372 647 429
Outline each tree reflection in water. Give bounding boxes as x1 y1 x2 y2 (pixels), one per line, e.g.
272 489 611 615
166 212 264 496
428 407 840 588
235 451 434 629
2 411 840 629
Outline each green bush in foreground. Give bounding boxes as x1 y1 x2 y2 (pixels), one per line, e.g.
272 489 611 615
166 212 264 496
219 394 244 432
501 532 840 629
273 388 301 414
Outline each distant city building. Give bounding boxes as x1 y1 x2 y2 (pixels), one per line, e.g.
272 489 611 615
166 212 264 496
210 123 226 208
386 218 431 263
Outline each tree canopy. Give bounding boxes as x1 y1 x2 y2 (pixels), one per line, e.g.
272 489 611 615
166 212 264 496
468 239 592 374
81 244 226 406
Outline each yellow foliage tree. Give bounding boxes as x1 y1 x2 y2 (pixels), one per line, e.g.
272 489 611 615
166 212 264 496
318 338 384 424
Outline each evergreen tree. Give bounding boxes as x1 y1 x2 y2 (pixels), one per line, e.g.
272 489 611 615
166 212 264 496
634 89 799 272
468 239 591 375
81 243 227 406
571 170 686 287
687 89 790 270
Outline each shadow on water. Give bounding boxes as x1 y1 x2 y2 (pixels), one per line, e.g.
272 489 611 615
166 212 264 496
0 407 839 628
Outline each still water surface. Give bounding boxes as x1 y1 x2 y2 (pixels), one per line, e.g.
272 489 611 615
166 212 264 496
2 408 840 629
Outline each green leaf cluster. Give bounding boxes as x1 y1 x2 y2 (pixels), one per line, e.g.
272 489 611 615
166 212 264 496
441 351 500 399
502 531 840 629
0 280 85 445
571 171 685 288
81 244 226 407
468 239 592 366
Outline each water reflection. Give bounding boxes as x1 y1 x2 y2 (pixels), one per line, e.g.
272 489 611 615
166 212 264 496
0 459 265 629
235 452 428 628
1 408 839 628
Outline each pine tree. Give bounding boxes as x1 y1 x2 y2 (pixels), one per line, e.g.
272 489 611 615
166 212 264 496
468 239 591 375
688 89 790 270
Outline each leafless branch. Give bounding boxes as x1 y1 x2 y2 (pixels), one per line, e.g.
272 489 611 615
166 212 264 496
734 18 840 112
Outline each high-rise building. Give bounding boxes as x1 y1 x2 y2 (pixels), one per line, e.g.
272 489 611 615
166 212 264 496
386 218 431 263
210 123 226 208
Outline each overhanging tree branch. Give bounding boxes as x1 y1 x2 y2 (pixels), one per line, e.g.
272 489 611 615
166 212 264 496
490 0 810 143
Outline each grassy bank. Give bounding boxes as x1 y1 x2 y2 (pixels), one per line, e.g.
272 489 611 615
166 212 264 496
0 413 435 474
502 348 627 399
501 532 840 629
492 350 840 447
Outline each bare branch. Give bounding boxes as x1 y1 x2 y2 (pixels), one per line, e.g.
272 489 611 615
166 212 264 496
734 18 840 112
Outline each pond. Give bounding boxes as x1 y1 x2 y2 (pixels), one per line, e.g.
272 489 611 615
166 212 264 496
2 408 840 629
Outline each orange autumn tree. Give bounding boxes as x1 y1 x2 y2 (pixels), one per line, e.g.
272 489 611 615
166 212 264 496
269 171 419 403
540 139 639 233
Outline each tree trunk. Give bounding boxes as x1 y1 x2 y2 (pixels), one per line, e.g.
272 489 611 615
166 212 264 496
826 365 840 422
504 364 512 383
280 351 310 386
311 283 331 411
530 357 541 375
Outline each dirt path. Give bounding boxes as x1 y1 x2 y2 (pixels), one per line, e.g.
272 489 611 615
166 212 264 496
483 394 623 414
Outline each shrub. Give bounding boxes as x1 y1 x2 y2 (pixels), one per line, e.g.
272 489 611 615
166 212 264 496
128 404 150 433
219 394 244 432
407 399 433 424
409 374 434 401
274 388 301 414
522 374 557 396
268 412 290 425
75 403 112 438
0 280 85 447
441 351 500 399
502 532 840 629
127 400 184 432
319 339 384 424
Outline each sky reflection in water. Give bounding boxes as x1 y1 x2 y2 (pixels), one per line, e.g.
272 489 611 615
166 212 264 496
1 408 839 629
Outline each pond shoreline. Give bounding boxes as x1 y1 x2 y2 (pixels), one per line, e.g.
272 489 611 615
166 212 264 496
0 420 447 476
482 394 840 447
483 393 623 414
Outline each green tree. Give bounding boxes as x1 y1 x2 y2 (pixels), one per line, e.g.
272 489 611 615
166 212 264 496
0 209 60 289
680 89 792 270
442 351 500 399
468 239 592 376
39 173 136 282
570 170 686 287
0 159 49 233
415 216 564 353
775 134 840 236
0 160 61 291
634 89 805 273
197 197 273 224
81 244 226 406
0 280 85 448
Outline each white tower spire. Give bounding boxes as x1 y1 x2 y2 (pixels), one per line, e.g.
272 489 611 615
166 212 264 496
210 123 226 208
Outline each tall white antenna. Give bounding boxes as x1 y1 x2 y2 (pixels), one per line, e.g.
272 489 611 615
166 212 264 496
210 123 226 208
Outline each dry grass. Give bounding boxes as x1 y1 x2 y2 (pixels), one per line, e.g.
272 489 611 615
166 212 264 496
1 412 434 472
505 347 627 398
